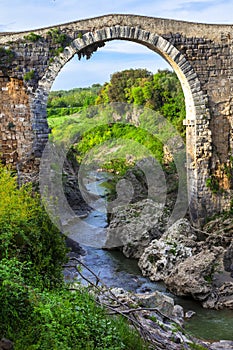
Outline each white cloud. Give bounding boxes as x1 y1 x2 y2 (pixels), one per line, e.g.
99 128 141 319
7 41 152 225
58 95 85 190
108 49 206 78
51 49 170 90
1 0 232 32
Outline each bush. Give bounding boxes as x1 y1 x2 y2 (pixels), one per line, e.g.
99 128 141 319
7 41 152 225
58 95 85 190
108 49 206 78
23 32 42 42
0 258 35 336
23 70 35 81
0 165 149 349
0 164 68 288
0 258 148 350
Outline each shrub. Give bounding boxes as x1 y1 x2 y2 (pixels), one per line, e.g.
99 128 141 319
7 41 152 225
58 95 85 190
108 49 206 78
23 32 42 42
0 164 68 288
0 258 148 350
0 164 149 350
0 47 15 63
23 70 35 81
47 28 68 46
206 175 220 194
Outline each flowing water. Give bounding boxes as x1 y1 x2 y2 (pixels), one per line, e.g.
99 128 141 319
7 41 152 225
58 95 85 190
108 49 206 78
66 172 233 342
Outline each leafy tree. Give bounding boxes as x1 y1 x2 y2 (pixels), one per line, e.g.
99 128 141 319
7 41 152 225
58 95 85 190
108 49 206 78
97 69 152 103
94 68 185 136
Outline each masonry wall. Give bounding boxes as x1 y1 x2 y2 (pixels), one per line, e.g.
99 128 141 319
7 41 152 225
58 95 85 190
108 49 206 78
0 73 31 164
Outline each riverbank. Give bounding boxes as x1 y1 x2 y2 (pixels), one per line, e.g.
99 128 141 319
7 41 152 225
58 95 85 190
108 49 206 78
62 171 232 347
106 201 233 310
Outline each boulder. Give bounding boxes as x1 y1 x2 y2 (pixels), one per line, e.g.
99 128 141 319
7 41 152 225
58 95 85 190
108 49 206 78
163 218 197 244
103 287 182 320
134 291 175 317
203 282 233 309
224 242 233 278
104 199 165 257
138 239 193 281
210 340 233 350
138 219 195 281
165 247 225 301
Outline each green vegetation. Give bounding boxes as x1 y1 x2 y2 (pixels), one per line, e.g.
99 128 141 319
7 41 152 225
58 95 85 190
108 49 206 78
188 343 207 350
206 175 220 194
47 28 69 46
75 122 164 174
46 28 71 59
0 258 147 349
23 32 42 42
0 164 149 349
0 164 68 288
47 84 102 118
96 69 185 137
0 71 186 346
23 70 35 81
47 69 185 176
48 69 185 136
0 46 15 64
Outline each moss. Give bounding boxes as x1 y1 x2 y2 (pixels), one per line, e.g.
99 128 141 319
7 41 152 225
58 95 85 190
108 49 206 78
0 47 15 63
188 343 207 350
148 254 156 264
47 28 68 46
203 275 212 284
206 175 220 194
23 70 35 81
23 32 42 42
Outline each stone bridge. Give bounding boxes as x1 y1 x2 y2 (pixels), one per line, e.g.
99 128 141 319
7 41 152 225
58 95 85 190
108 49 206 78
0 14 233 225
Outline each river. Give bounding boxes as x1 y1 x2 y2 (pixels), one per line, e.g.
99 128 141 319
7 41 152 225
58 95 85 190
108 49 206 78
66 171 233 342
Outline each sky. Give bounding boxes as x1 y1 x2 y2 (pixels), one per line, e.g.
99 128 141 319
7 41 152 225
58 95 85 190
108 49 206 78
1 0 233 90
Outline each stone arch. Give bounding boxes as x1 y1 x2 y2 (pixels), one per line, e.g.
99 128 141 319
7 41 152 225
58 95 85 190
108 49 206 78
31 25 212 223
32 25 210 149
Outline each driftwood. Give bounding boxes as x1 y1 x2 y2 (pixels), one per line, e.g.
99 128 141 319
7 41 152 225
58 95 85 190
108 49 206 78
64 256 210 350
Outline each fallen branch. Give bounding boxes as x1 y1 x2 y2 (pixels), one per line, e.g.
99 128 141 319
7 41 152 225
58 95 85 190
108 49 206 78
64 256 210 350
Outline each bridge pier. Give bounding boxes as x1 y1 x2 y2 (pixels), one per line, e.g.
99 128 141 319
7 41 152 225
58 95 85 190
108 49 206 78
0 73 36 165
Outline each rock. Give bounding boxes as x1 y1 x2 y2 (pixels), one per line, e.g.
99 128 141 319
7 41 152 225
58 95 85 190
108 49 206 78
97 286 197 348
0 338 13 350
210 340 233 350
172 304 184 325
134 291 175 317
203 215 232 252
63 155 91 216
165 247 225 301
163 218 197 244
138 216 230 306
172 304 184 318
105 177 233 310
65 236 86 256
121 167 148 203
203 282 233 309
138 237 193 282
108 287 175 318
185 310 196 319
104 199 165 257
136 284 153 293
224 242 233 278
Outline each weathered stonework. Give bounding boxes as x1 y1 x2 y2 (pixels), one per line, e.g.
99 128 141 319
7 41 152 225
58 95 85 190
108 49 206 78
0 14 233 225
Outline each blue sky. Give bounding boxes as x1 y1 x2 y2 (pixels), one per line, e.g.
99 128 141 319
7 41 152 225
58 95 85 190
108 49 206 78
1 0 232 90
